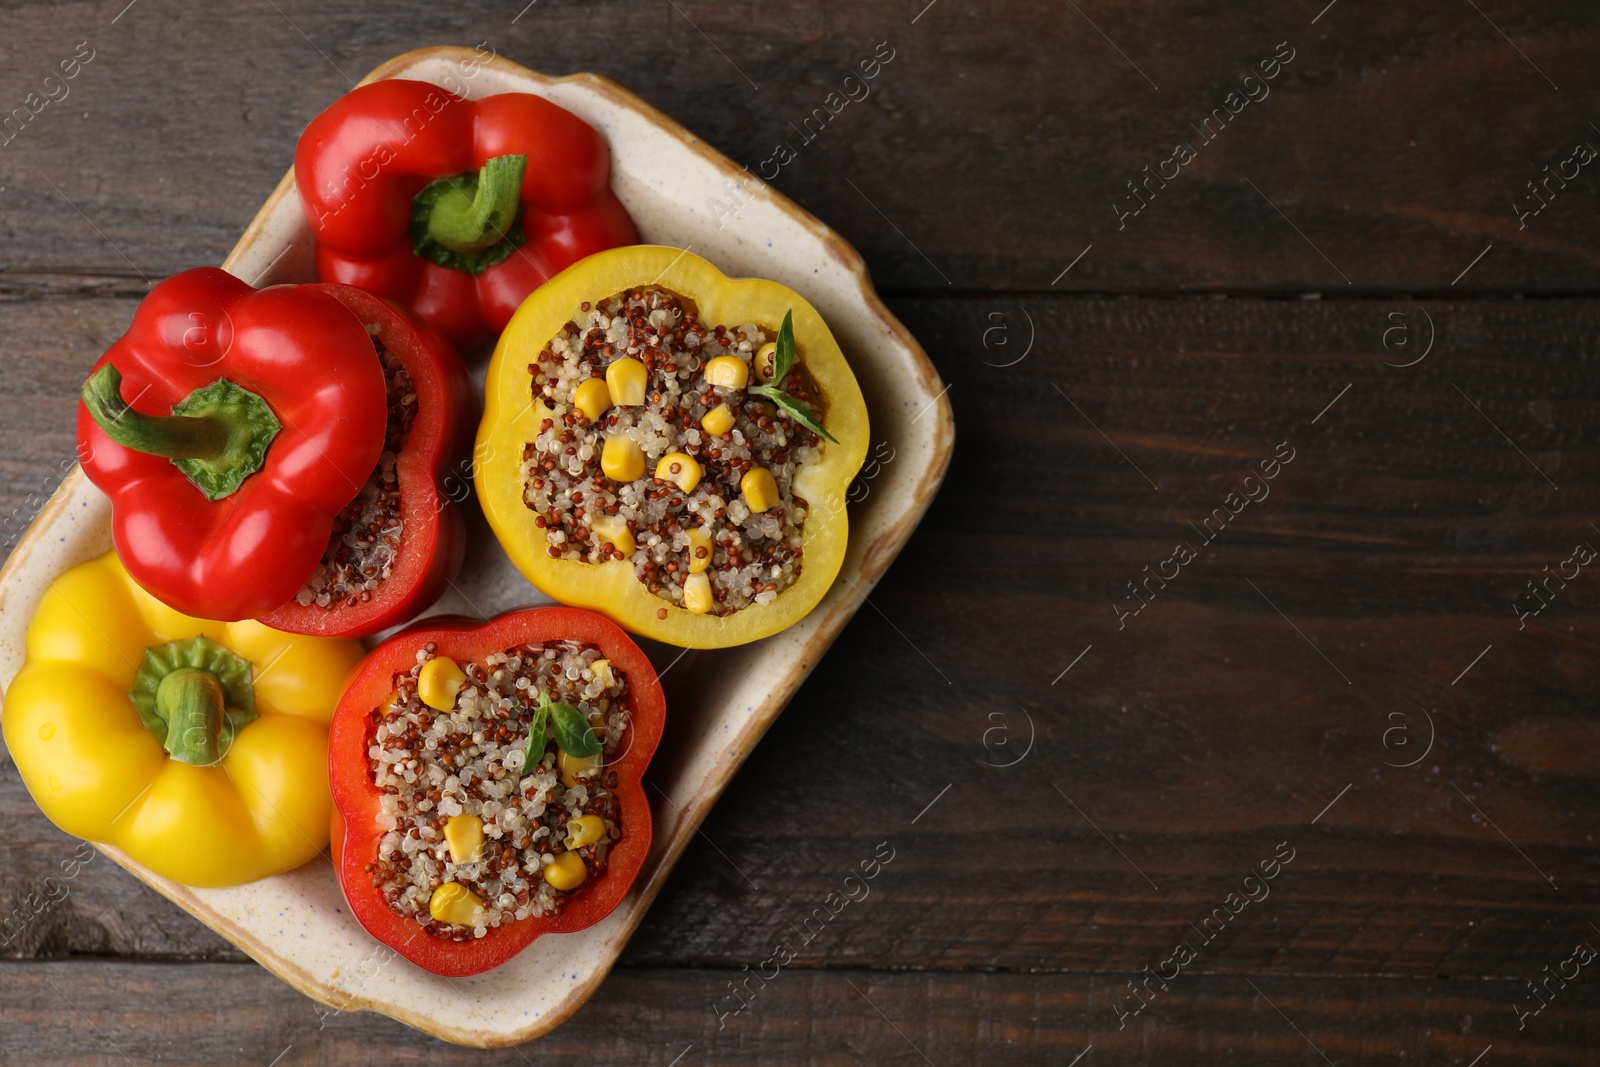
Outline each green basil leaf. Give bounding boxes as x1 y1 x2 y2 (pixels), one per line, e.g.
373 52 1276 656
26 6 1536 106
520 697 551 776
765 389 839 444
550 701 603 758
772 310 797 385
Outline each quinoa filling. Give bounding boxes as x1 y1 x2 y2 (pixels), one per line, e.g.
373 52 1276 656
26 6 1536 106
366 641 630 939
295 336 418 609
522 287 823 617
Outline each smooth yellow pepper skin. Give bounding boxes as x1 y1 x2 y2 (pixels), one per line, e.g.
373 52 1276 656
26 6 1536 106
476 246 870 648
1 553 365 887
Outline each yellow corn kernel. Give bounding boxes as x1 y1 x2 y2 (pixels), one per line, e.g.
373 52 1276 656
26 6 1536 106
755 342 778 381
544 850 588 890
574 377 611 422
600 434 645 482
564 813 606 849
590 658 615 688
428 882 485 926
687 527 714 574
418 656 467 712
683 571 714 614
444 814 484 865
701 402 735 437
558 748 604 787
605 357 647 406
590 514 635 557
741 467 780 513
655 451 703 492
704 354 749 390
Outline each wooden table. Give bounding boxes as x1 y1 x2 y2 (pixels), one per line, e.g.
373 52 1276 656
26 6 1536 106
3 1 1598 1062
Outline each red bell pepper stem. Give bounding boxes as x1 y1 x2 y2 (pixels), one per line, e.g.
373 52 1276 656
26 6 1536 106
81 363 282 502
423 153 526 254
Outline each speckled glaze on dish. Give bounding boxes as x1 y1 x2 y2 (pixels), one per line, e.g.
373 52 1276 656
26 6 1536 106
0 47 953 1047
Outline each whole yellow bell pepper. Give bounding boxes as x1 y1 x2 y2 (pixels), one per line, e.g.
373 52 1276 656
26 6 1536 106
476 245 869 648
1 552 364 887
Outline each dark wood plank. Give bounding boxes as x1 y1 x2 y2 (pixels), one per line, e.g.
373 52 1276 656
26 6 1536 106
4 294 1599 992
7 0 1599 1060
636 295 1600 974
0 2 1598 294
0 762 240 960
4 960 1599 1065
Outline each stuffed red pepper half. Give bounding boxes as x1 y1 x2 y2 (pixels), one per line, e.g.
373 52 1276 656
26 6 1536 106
329 608 664 976
78 269 474 634
259 284 474 637
295 79 637 350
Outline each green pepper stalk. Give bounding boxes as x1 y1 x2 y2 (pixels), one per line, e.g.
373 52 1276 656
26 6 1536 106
128 636 259 766
411 153 529 275
81 364 282 501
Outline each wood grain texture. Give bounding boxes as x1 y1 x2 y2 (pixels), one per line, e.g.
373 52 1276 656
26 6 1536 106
5 0 1600 1058
4 960 1599 1066
3 295 1597 989
0 2 1598 294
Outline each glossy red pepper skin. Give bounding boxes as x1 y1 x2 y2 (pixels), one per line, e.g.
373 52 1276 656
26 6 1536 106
329 609 663 977
258 285 474 638
295 79 638 350
76 268 388 621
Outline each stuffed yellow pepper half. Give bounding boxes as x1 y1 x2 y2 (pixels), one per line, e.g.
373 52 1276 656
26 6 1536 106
476 246 869 648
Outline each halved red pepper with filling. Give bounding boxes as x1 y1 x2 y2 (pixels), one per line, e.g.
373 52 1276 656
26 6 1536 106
329 608 663 977
259 285 474 638
77 268 390 621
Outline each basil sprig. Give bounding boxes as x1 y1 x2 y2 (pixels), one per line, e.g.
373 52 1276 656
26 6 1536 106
748 311 838 444
551 699 603 758
517 690 602 775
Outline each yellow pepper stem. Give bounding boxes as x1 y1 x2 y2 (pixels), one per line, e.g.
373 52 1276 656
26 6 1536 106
129 635 258 767
155 668 227 766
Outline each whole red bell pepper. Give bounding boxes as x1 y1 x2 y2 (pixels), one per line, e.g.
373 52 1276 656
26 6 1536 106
295 79 638 349
258 284 474 638
329 608 663 977
77 267 388 621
